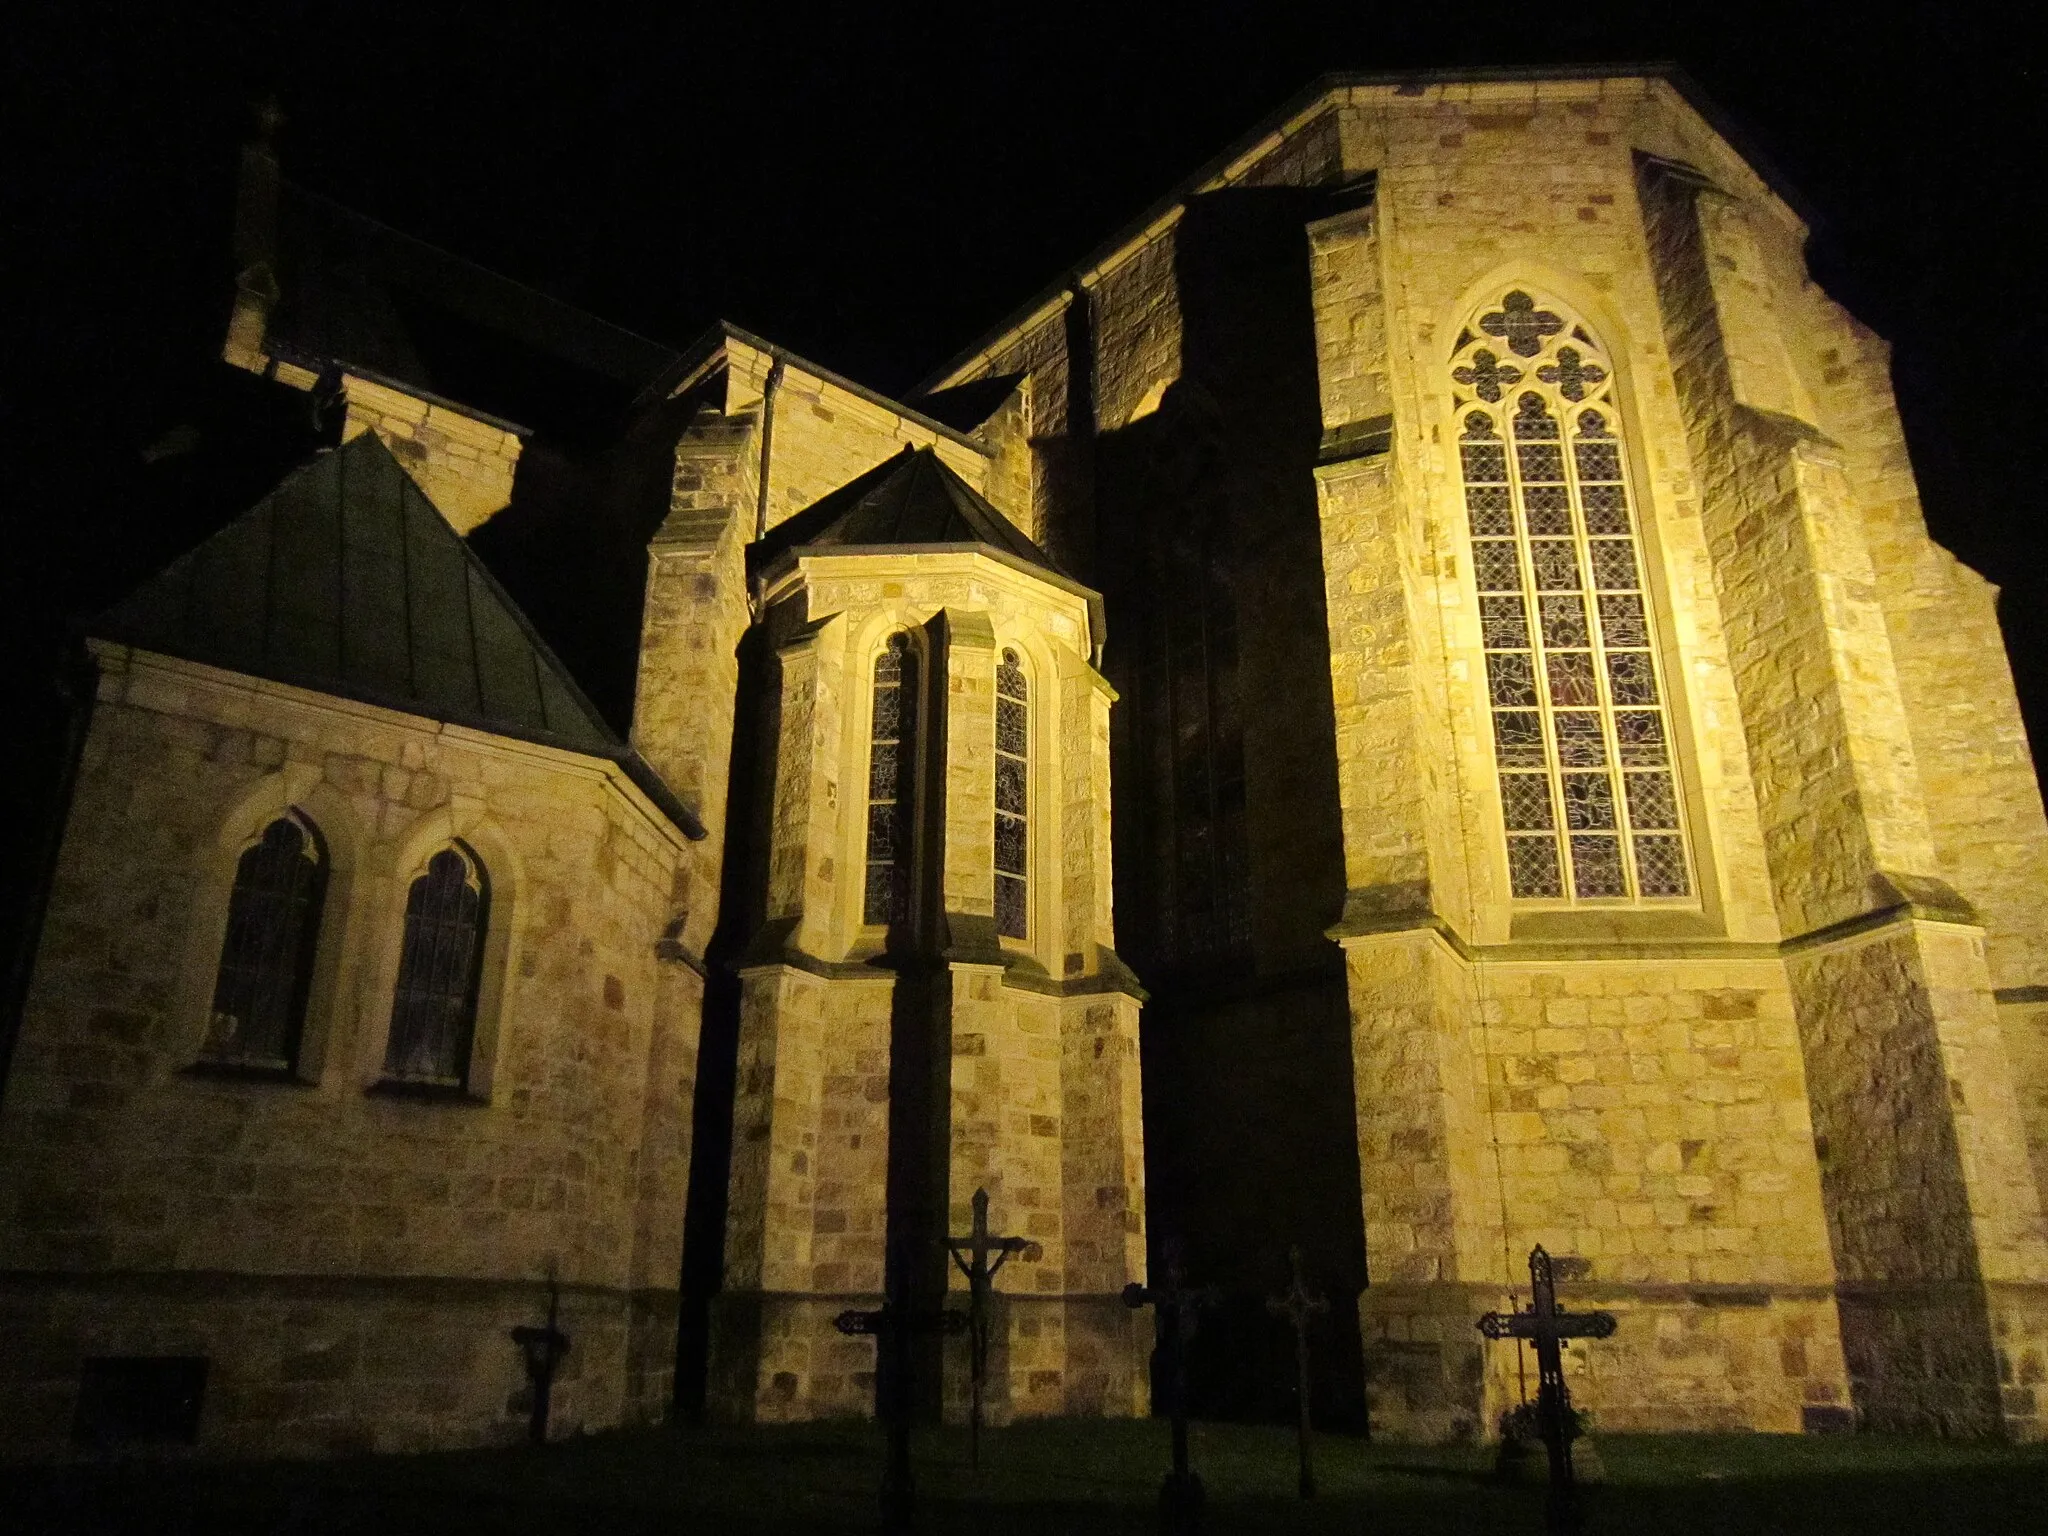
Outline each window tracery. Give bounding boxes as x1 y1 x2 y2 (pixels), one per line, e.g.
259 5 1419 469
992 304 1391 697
994 648 1028 939
864 633 919 926
385 843 487 1085
1454 291 1692 903
203 812 327 1070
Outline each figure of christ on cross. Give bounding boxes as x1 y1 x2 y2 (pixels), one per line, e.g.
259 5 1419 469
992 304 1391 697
835 1255 969 1535
945 1187 1037 1470
1124 1238 1221 1536
1265 1246 1328 1499
1477 1246 1618 1535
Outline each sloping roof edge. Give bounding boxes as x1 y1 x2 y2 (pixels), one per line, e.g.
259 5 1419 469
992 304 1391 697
915 63 1813 396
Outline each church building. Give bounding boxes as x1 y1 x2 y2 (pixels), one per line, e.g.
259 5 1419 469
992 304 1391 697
6 65 2048 1455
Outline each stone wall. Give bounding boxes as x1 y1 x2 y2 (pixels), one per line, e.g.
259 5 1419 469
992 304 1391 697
0 649 702 1456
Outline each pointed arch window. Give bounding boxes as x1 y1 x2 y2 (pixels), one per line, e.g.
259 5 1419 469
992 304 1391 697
864 633 920 926
1453 291 1693 903
384 843 488 1086
994 648 1029 939
202 812 327 1071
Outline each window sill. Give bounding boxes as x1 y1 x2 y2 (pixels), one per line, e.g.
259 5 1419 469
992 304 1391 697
1508 907 1720 943
180 1060 309 1086
365 1077 486 1106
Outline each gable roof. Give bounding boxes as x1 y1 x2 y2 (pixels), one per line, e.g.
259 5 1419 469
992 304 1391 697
93 431 702 837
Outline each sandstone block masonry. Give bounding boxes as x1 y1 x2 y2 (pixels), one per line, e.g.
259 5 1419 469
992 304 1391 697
0 650 705 1457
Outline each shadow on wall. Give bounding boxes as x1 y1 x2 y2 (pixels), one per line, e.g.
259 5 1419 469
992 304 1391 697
1088 186 1366 1429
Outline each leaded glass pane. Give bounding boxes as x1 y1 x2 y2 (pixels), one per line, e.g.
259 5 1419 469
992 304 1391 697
204 815 326 1071
1500 773 1555 830
1462 443 1508 483
1561 772 1618 830
865 636 919 926
872 683 901 739
1554 712 1606 766
866 806 896 862
996 755 1027 815
1574 441 1623 482
1493 711 1546 767
995 875 1027 938
1539 595 1588 647
1487 651 1538 708
996 698 1027 756
1480 595 1530 649
1625 772 1680 829
1582 483 1631 534
1467 483 1514 535
868 740 898 801
993 647 1029 939
1530 540 1581 591
1523 484 1572 535
1546 651 1599 707
384 846 485 1086
1616 711 1668 766
1570 835 1627 897
1517 443 1566 483
1472 542 1523 592
1634 835 1692 897
1513 393 1560 437
1507 837 1564 897
1597 593 1648 648
1607 651 1659 705
1589 540 1639 591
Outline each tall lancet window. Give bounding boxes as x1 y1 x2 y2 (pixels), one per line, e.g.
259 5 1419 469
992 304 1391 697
994 648 1029 939
385 843 488 1085
1454 290 1692 902
865 632 920 926
203 812 327 1071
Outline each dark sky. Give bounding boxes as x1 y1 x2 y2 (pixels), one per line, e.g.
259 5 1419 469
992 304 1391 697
4 0 2044 744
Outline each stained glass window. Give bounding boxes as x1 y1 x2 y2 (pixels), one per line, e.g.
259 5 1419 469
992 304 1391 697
1454 292 1693 902
384 844 487 1086
865 633 920 926
994 648 1029 939
202 813 327 1071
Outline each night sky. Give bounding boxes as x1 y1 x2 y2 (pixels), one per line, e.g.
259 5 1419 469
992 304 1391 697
4 0 2044 790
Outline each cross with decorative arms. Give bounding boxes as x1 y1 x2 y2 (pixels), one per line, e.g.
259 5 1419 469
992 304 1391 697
1124 1238 1221 1536
1265 1246 1329 1499
836 1250 969 1536
1477 1246 1617 1535
946 1187 1037 1470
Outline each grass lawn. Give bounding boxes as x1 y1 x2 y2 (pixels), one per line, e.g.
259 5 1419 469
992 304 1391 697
16 1418 2048 1535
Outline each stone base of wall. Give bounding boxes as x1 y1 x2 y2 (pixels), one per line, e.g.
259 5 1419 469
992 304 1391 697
1363 1281 1851 1442
0 1272 672 1461
710 1289 1150 1423
1838 1280 2048 1439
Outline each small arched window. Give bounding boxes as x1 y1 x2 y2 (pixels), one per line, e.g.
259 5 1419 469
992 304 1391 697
384 843 488 1086
202 812 327 1071
864 633 920 926
994 648 1029 939
1453 289 1692 903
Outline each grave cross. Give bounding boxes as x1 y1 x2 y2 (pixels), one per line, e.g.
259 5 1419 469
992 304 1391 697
1124 1239 1222 1536
1477 1246 1617 1535
946 1187 1037 1470
836 1278 969 1535
1264 1246 1329 1499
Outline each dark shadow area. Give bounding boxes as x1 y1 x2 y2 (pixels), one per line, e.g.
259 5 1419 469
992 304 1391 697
1086 186 1364 1430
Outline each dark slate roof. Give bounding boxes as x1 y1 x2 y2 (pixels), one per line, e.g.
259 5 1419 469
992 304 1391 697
751 446 1065 576
92 431 702 837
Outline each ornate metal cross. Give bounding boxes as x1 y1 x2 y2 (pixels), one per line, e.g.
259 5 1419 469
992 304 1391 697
1124 1238 1221 1536
836 1277 969 1534
1477 1246 1617 1534
946 1187 1035 1470
1265 1246 1329 1499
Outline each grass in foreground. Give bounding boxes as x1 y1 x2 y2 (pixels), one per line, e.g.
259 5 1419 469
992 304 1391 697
16 1417 2048 1535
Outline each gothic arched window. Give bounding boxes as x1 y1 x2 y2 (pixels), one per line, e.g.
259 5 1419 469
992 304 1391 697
202 812 327 1071
864 633 919 926
994 648 1029 939
1453 291 1692 903
384 843 488 1085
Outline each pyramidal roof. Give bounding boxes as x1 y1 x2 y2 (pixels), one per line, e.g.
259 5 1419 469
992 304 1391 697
751 445 1083 585
94 431 701 836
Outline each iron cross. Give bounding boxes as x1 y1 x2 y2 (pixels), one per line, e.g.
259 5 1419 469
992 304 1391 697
946 1187 1035 1470
1477 1246 1617 1534
1124 1238 1220 1536
1265 1246 1328 1499
835 1281 968 1534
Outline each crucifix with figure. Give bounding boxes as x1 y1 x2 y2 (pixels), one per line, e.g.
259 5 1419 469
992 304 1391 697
835 1259 969 1535
1265 1246 1328 1499
1477 1245 1617 1534
1124 1238 1221 1536
946 1187 1036 1470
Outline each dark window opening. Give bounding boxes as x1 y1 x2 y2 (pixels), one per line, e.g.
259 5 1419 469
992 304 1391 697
384 843 488 1086
202 813 327 1072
